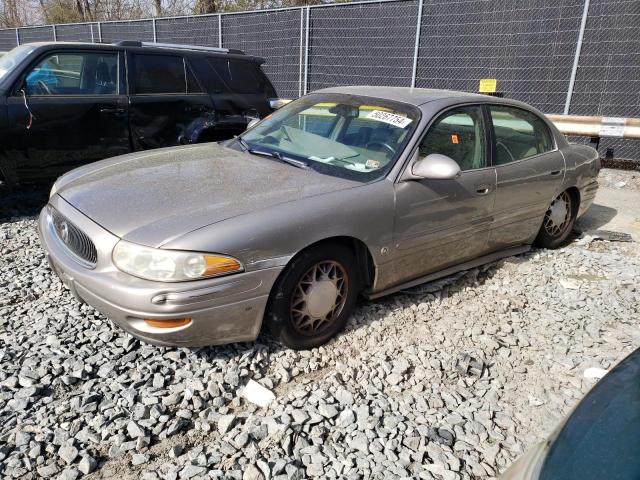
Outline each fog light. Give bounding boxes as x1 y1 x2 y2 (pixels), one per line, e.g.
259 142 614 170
144 318 192 328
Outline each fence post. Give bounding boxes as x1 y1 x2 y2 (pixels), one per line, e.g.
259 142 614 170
298 7 304 98
15 28 20 46
411 0 424 88
564 0 590 114
152 18 157 42
218 14 222 48
52 25 57 42
97 22 102 43
303 6 310 95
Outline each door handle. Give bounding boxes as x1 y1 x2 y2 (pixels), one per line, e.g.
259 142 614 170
100 107 126 116
550 170 563 176
475 185 491 195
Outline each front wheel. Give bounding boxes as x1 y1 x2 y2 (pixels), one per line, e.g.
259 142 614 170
534 190 577 249
266 244 360 350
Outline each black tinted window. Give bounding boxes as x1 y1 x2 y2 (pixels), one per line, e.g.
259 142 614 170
186 62 203 94
490 105 554 165
133 54 185 94
208 58 262 93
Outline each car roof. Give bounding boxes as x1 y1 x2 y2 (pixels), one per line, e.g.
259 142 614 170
315 85 525 108
20 41 259 62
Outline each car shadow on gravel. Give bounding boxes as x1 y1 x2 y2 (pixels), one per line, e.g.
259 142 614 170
0 185 49 221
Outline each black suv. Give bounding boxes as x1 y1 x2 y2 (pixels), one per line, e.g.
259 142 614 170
0 41 281 187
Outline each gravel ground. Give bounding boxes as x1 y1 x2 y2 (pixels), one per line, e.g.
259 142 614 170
1 171 639 480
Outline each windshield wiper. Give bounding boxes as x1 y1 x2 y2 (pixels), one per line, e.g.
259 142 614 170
250 149 309 169
236 135 250 152
236 136 308 169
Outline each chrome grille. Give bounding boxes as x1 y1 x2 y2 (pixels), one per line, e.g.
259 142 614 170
50 207 98 266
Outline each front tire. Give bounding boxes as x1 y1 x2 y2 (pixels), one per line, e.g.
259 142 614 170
534 190 578 249
266 244 360 350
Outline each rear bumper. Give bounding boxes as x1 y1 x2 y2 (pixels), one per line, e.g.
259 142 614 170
38 196 283 347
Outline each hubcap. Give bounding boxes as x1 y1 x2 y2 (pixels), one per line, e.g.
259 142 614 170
544 191 572 236
291 261 348 336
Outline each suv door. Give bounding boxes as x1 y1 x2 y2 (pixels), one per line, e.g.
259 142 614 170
128 52 215 149
7 49 128 182
487 104 564 249
393 105 496 282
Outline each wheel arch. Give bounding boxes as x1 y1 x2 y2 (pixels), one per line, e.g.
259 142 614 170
564 185 581 215
270 235 377 300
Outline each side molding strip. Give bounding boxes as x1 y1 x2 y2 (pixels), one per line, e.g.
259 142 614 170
366 245 531 300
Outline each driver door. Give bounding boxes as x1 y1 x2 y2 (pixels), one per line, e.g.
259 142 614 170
7 49 129 182
392 105 496 282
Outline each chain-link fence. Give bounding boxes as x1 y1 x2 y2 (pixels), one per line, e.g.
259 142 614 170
0 0 638 159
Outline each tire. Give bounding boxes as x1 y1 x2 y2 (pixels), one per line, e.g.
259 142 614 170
534 190 578 249
266 244 360 350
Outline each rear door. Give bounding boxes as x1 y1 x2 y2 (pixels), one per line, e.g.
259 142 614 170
128 52 215 149
393 105 496 282
487 104 565 249
7 49 129 181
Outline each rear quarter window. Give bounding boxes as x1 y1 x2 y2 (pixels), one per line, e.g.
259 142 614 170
208 57 273 95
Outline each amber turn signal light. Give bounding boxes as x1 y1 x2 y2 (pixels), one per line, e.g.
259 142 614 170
144 318 192 328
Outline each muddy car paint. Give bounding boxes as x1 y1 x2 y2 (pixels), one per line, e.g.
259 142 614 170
38 86 600 347
0 42 277 187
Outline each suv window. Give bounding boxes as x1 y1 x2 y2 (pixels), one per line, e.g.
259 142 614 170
490 105 554 165
419 106 486 171
208 57 264 94
133 54 189 94
25 52 118 96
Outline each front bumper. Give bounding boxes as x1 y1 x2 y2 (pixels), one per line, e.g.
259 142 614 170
38 196 283 347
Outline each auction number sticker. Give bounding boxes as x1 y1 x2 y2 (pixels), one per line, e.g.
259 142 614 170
367 110 413 128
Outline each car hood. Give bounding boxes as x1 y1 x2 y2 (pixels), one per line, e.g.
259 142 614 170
57 143 360 247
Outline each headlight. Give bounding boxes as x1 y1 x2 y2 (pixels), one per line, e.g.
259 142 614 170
112 240 243 282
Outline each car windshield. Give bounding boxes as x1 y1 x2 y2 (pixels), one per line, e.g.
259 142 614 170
240 93 420 181
0 44 36 82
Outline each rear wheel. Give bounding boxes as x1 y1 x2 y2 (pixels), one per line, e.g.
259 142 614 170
266 244 360 350
534 190 577 249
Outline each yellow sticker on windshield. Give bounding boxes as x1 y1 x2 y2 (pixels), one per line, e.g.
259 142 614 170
366 110 413 128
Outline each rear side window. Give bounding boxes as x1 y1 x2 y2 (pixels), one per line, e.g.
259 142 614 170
208 57 266 94
133 54 187 94
24 51 118 96
490 105 554 165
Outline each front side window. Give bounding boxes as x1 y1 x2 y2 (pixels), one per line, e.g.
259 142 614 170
133 54 186 94
240 93 420 181
490 105 554 165
25 51 118 96
419 106 486 171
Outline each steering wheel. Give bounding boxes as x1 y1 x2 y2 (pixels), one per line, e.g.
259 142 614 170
36 80 51 95
496 141 515 163
366 141 395 157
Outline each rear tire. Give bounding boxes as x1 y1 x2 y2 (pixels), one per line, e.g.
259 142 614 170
534 190 578 249
266 244 360 350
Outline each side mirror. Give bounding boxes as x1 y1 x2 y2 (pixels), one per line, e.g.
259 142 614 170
412 153 461 180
